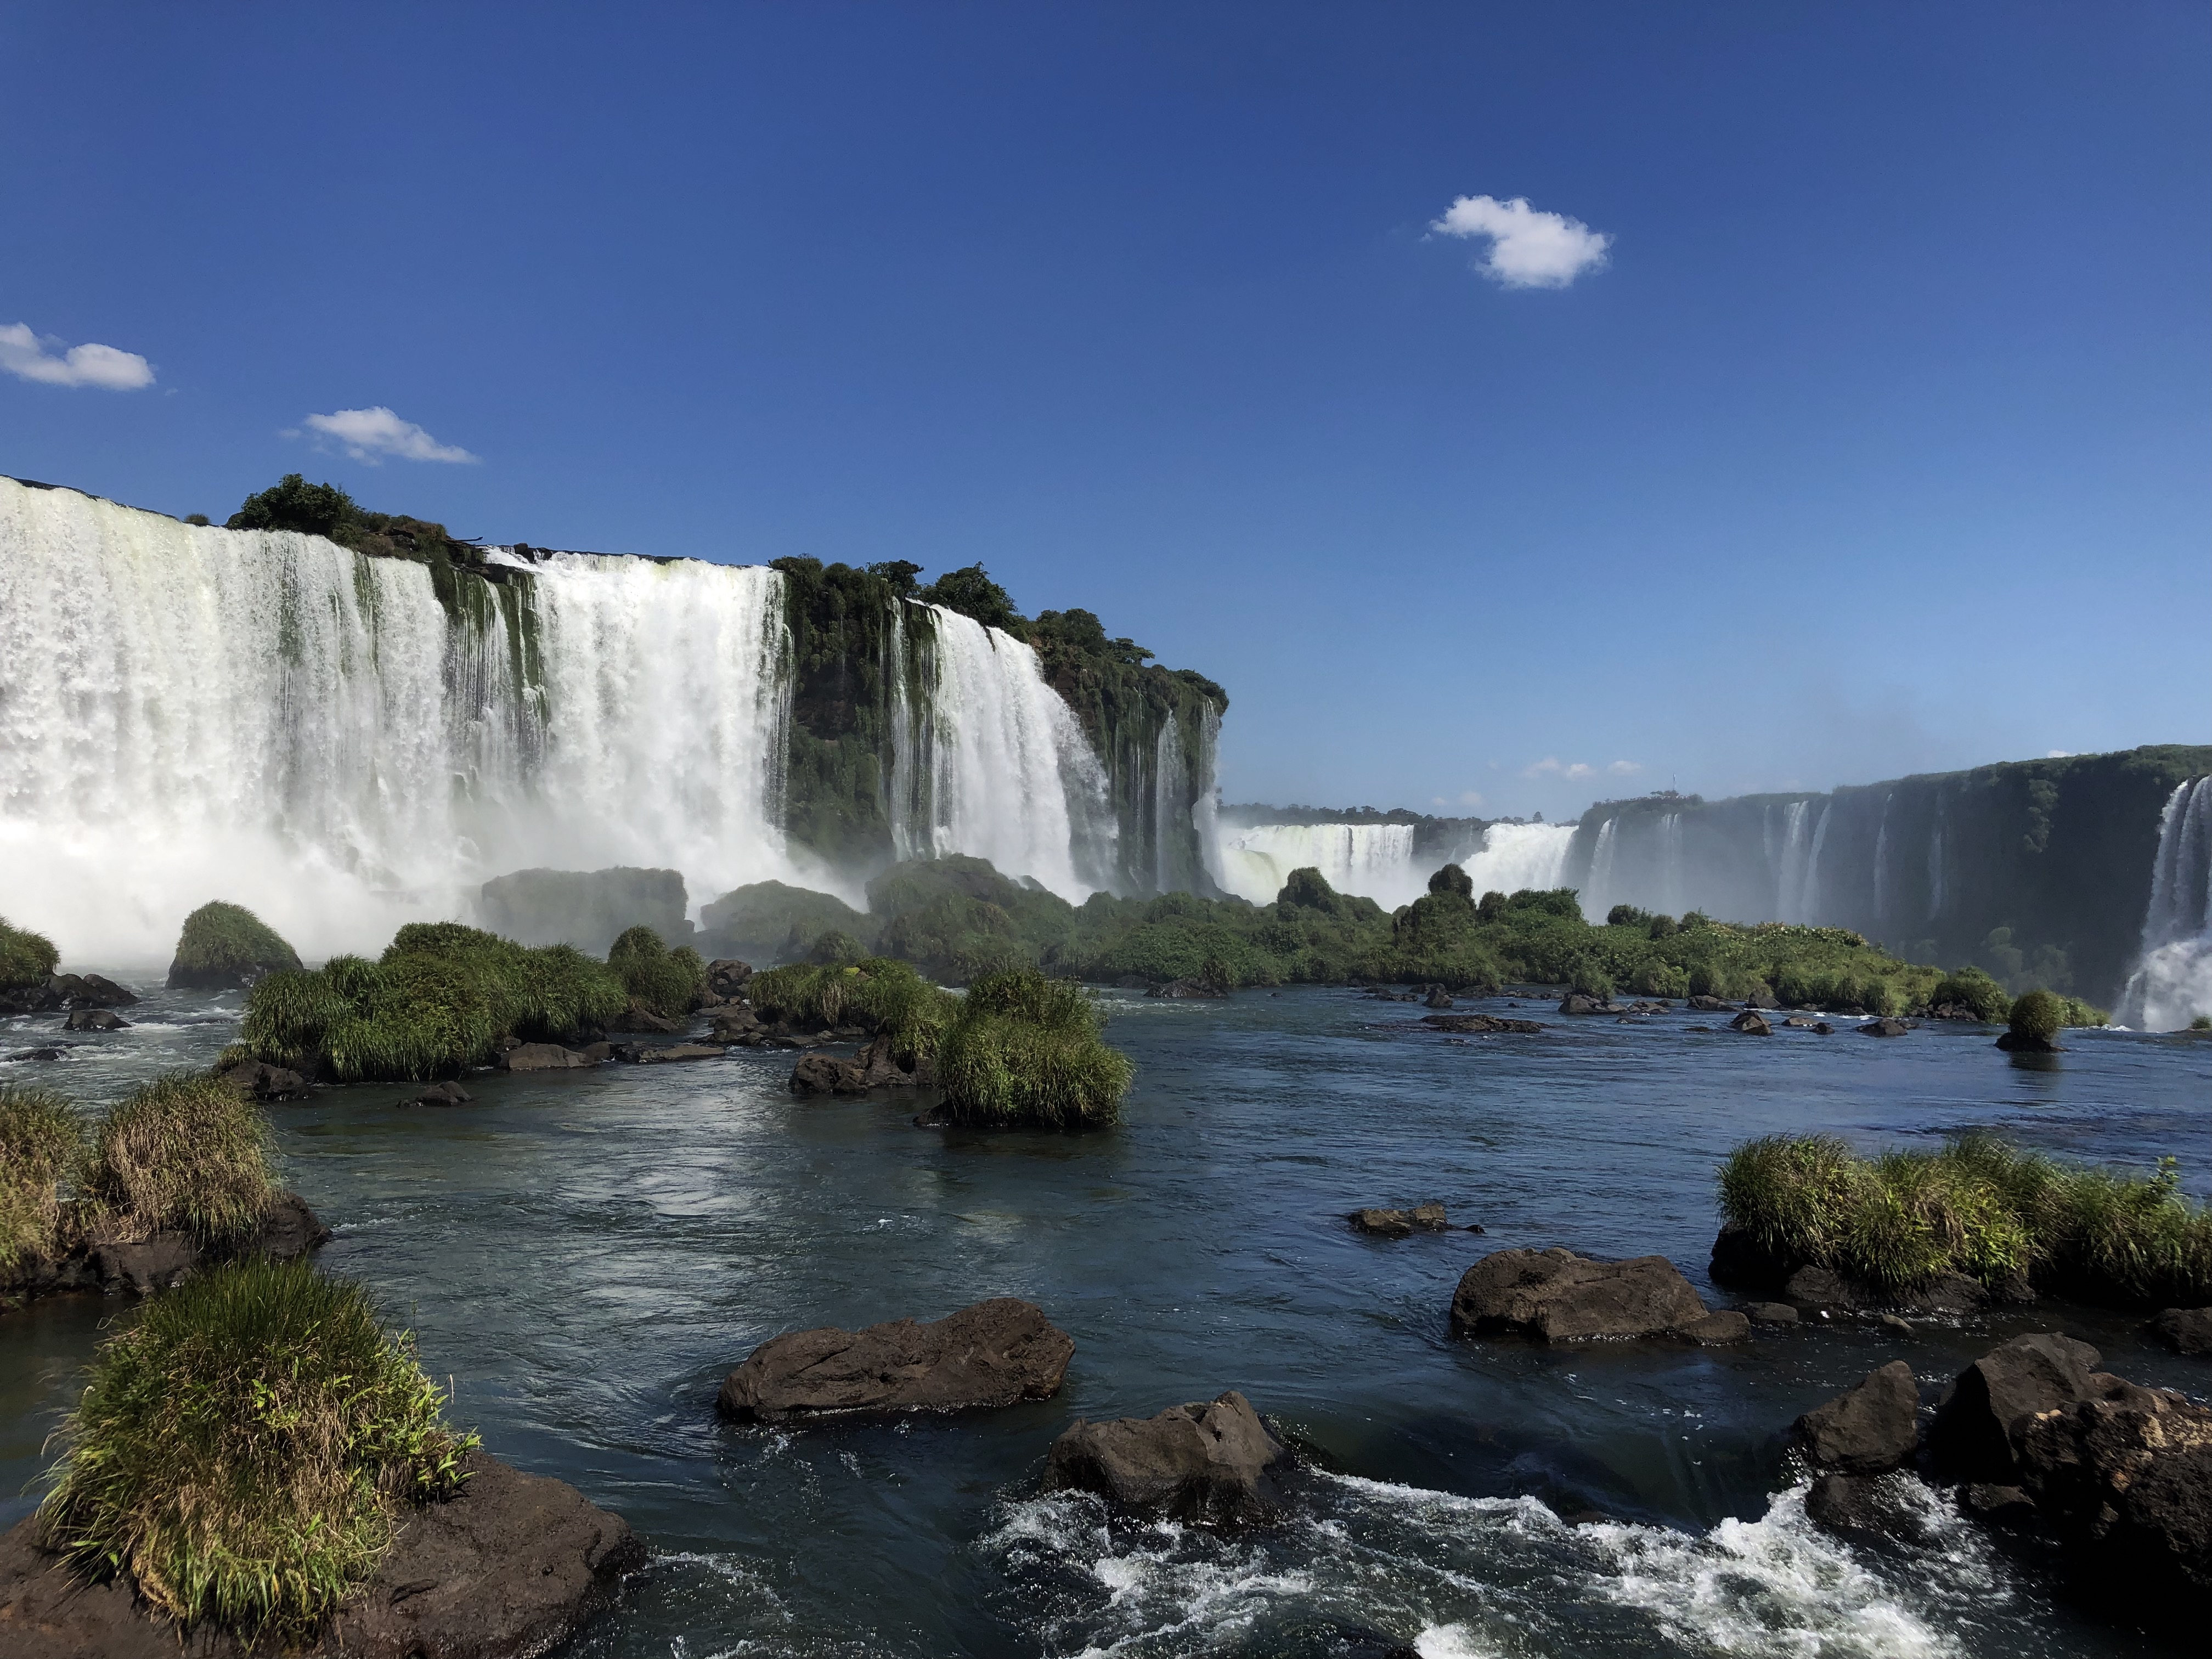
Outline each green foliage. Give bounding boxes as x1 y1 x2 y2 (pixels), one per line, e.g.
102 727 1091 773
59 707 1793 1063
747 958 957 1059
1 1085 84 1268
1930 966 2011 1022
40 1257 476 1641
608 926 704 1018
1718 1132 2211 1305
701 879 874 964
227 473 358 539
240 924 627 1082
936 968 1133 1129
0 913 60 992
168 901 302 987
2008 989 2064 1044
1568 957 1615 999
80 1075 274 1244
919 563 1024 633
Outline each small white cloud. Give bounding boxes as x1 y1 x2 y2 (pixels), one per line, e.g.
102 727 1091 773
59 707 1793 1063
2045 749 2072 758
301 405 478 465
1430 194 1611 289
1521 757 1595 781
1607 760 1643 775
0 322 155 389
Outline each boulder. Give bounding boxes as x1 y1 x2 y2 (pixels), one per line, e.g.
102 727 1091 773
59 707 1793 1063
635 1042 726 1064
718 1297 1074 1421
1708 1222 1797 1291
215 1057 309 1101
500 1043 595 1072
1781 1264 1997 1316
1728 1010 1772 1036
408 1081 473 1107
1994 1029 2061 1053
48 972 139 1008
1558 994 1620 1015
1745 1301 1799 1324
1349 1203 1449 1238
1423 986 1454 1009
1042 1390 1290 1525
1148 979 1228 1000
63 1007 129 1032
1793 1361 1920 1474
5 1046 71 1063
83 1192 330 1296
709 1007 764 1042
704 958 754 1002
1448 1247 1735 1342
1813 1021 1835 1034
1421 1013 1544 1035
1781 1014 1820 1028
0 1452 644 1659
791 1053 867 1095
2151 1307 2212 1356
1686 995 1733 1012
1928 1331 2102 1483
1803 1472 1934 1542
608 1002 684 1034
1860 1017 1911 1037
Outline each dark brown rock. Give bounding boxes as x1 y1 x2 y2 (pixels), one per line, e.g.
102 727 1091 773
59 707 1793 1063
789 1053 867 1094
63 1008 128 1032
608 1003 683 1034
1994 1030 2062 1052
704 958 754 1001
407 1080 473 1107
1420 1013 1544 1035
1686 994 1733 1012
1675 1310 1751 1345
1449 1247 1717 1342
54 972 138 1008
499 1043 594 1071
1708 1222 1798 1291
0 1452 643 1659
1928 1331 2101 1483
1745 1301 1799 1324
1043 1390 1290 1524
1148 979 1228 1000
1728 1009 1772 1035
1803 1472 1932 1542
1794 1361 1920 1474
2152 1307 2212 1355
1781 1265 1995 1316
717 1297 1074 1422
1860 1016 1911 1037
635 1042 725 1064
216 1057 310 1101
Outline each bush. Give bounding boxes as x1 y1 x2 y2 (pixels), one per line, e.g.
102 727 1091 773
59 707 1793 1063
1 915 60 992
39 1257 475 1641
1606 904 1649 928
1718 1132 2210 1305
167 901 303 990
1568 956 1614 999
225 473 359 539
608 925 705 1018
1 1086 84 1268
919 563 1023 633
748 958 956 1060
80 1075 274 1243
2009 989 2064 1045
1930 966 2010 1022
936 969 1133 1130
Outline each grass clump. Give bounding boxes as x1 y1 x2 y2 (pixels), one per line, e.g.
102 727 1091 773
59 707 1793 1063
80 1075 275 1244
167 901 303 990
40 1256 476 1641
1 914 60 992
749 957 958 1059
1929 966 2010 1023
1717 1132 2211 1306
240 924 627 1082
608 925 706 1018
1 1085 86 1269
2009 989 2063 1043
935 968 1134 1130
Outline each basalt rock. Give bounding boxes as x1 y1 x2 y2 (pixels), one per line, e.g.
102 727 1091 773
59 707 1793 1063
1148 979 1228 1000
1860 1017 1912 1037
407 1080 474 1107
1994 1029 2062 1052
2152 1307 2212 1355
718 1297 1074 1421
3 1192 331 1302
1686 995 1734 1012
215 1057 311 1101
1349 1203 1450 1238
608 1002 684 1034
63 1007 129 1032
1728 1009 1772 1035
500 1042 596 1071
791 1053 867 1094
0 1451 645 1659
1043 1390 1290 1525
2013 1387 2212 1612
1422 985 1454 1009
1793 1361 1921 1474
1449 1247 1740 1343
635 1042 726 1064
704 958 754 1002
1559 994 1628 1015
43 972 139 1008
1420 1013 1544 1035
1928 1331 2103 1484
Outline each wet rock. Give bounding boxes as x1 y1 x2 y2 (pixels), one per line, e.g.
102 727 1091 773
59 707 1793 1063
1423 985 1454 1009
718 1297 1074 1421
1675 1310 1752 1345
1994 1029 2061 1053
1685 994 1733 1012
1349 1203 1449 1238
500 1042 595 1071
257 1192 334 1260
1781 1014 1820 1028
407 1080 474 1107
1860 1016 1911 1037
1795 1361 1920 1474
2151 1307 2212 1355
1745 1301 1799 1324
1420 1013 1544 1035
704 957 754 1002
1043 1390 1290 1525
1558 993 1627 1015
1728 1009 1772 1036
85 1193 329 1296
1449 1247 1731 1342
63 1007 129 1032
5 1046 72 1063
576 1041 615 1062
1708 1222 1798 1292
709 1007 764 1042
1148 979 1228 999
1813 1021 1835 1034
791 1053 867 1094
636 1042 726 1064
0 1451 644 1659
1928 1331 2102 1483
51 972 138 1008
1961 1481 2039 1530
215 1057 310 1101
1804 1472 1932 1541
1781 1265 1996 1316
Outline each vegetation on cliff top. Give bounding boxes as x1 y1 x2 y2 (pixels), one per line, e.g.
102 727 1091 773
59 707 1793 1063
1718 1132 2211 1306
40 1256 477 1641
167 900 302 990
1 914 59 992
227 473 480 566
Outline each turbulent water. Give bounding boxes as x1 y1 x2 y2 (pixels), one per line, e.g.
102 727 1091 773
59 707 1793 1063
1212 822 1573 910
4 983 2206 1657
0 479 1134 955
2120 778 2212 1031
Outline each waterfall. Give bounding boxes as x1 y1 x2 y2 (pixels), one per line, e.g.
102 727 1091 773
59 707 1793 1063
1871 791 1894 933
1582 816 1619 921
1804 802 1832 922
1775 799 1814 923
1153 712 1187 893
2119 778 2212 1031
1658 813 1685 916
1460 822 1573 898
1214 823 1421 907
1926 795 1948 922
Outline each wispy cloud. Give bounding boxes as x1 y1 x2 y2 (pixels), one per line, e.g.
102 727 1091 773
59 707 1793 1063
298 405 479 464
0 322 155 389
1430 194 1611 289
1523 757 1596 781
1607 760 1643 775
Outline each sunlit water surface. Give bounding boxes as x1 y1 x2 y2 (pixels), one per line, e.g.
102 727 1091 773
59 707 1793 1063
4 984 2207 1658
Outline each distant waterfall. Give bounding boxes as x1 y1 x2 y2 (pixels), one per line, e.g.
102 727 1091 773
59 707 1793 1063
1153 712 1187 893
1460 822 1574 899
2119 778 2212 1030
1214 819 1571 910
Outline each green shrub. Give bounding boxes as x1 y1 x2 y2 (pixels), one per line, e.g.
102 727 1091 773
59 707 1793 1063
748 958 956 1059
80 1076 274 1243
225 473 358 539
167 902 302 990
2008 990 2064 1045
1 1086 84 1268
936 968 1133 1130
1636 960 1691 997
1 915 60 992
1717 1132 2210 1305
608 925 705 1018
919 563 1024 633
39 1257 475 1641
1568 957 1614 999
1930 966 2010 1022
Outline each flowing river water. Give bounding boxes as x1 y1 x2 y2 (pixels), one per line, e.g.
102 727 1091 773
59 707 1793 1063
4 985 2208 1658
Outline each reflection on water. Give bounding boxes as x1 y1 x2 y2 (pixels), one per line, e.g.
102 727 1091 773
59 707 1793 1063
3 983 2205 1656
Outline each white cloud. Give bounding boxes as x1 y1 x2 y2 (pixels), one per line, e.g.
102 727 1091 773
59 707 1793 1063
1607 760 1643 775
301 405 479 464
2045 749 2073 758
0 322 155 389
1522 757 1595 781
1430 194 1611 289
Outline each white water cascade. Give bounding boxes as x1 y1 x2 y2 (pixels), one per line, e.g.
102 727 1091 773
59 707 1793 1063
1212 820 1572 910
1460 821 1575 900
2119 777 2212 1031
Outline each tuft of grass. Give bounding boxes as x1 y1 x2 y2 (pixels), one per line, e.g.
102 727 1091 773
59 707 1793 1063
749 957 958 1059
2008 989 2064 1045
80 1075 275 1244
167 902 302 988
1 1085 86 1268
935 968 1133 1130
1717 1131 2210 1305
1929 967 2010 1023
39 1256 476 1641
1 915 61 992
608 925 706 1019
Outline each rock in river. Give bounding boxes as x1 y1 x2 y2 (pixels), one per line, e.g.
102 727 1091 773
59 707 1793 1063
500 1042 596 1071
1420 1013 1544 1035
2152 1307 2212 1355
63 1007 129 1032
1793 1361 1920 1474
1928 1331 2103 1484
1728 1009 1773 1036
1350 1203 1450 1237
1043 1390 1290 1525
717 1297 1074 1422
1449 1246 1747 1344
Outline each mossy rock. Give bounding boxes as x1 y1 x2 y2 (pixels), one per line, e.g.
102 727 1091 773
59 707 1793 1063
168 902 302 991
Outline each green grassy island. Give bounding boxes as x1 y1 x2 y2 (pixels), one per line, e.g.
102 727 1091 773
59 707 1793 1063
166 901 303 990
935 968 1134 1129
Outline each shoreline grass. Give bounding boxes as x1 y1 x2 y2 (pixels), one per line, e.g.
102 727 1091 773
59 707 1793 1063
935 968 1133 1130
78 1074 275 1245
1 1085 86 1269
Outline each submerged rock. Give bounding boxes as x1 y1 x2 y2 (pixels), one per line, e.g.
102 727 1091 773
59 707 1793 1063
635 1042 726 1064
1148 979 1228 1000
2152 1307 2212 1355
1420 1013 1544 1035
1043 1390 1290 1525
407 1080 474 1107
1449 1247 1740 1343
1860 1016 1912 1037
215 1057 311 1101
0 1451 644 1658
718 1297 1074 1422
1793 1361 1920 1474
1349 1203 1449 1237
1685 994 1733 1012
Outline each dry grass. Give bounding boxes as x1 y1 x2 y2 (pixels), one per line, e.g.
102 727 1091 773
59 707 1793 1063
79 1075 274 1244
1 1085 86 1267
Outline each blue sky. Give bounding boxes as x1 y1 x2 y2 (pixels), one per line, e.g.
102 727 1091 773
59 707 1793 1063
4 2 2205 820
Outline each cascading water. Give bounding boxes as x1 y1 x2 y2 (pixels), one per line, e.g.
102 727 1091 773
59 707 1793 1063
1459 821 1574 899
1212 819 1571 910
1153 712 1187 894
2119 777 2212 1031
